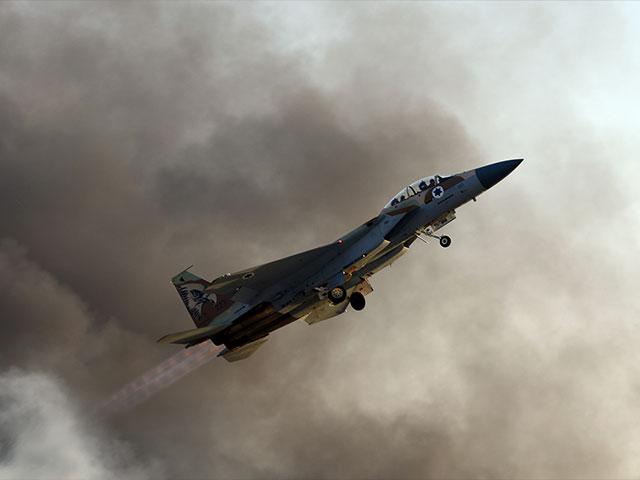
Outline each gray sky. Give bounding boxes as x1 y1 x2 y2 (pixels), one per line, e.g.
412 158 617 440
1 2 640 478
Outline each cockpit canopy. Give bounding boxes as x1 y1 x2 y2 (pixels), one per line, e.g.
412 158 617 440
383 175 450 208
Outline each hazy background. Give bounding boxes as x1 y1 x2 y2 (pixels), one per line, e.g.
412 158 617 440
1 2 639 478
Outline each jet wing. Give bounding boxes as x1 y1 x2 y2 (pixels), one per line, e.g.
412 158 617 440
206 218 384 298
163 218 389 349
206 243 340 297
163 241 359 346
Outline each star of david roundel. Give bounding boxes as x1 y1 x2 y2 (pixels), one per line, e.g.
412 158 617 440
432 186 445 199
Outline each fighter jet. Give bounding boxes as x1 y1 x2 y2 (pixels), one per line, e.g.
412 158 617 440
159 159 522 361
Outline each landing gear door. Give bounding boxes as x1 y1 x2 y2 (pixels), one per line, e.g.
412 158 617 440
427 210 456 234
353 278 373 296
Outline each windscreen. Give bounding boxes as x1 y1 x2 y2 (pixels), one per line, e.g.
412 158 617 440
383 175 438 208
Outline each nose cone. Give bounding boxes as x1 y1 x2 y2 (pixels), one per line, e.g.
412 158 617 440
475 159 523 190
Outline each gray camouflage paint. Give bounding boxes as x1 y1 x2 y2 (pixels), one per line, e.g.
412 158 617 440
164 159 522 359
3 3 638 478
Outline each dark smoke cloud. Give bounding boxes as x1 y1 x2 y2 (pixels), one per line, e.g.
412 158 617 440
1 2 639 478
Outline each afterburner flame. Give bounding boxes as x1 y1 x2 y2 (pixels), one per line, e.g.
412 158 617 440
96 342 223 415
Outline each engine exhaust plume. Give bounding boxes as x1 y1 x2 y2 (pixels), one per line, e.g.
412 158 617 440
96 341 223 416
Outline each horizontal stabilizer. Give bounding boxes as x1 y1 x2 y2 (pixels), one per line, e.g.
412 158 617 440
157 325 218 345
218 336 269 362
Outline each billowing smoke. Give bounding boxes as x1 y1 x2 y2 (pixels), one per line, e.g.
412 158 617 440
0 370 162 480
1 2 640 478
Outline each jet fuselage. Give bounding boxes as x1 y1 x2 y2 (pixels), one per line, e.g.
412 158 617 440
161 159 523 361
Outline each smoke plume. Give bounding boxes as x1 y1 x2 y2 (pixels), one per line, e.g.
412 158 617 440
1 2 640 478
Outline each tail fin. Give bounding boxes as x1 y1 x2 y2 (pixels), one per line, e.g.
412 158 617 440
171 269 216 328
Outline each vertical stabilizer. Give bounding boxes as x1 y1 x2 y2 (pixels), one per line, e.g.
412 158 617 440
171 269 217 328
